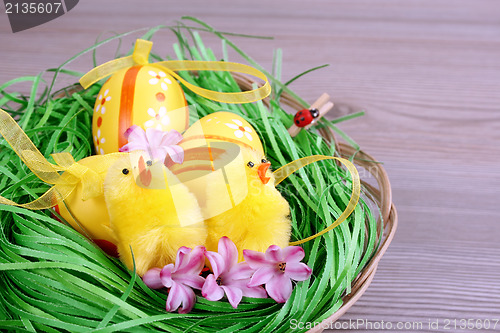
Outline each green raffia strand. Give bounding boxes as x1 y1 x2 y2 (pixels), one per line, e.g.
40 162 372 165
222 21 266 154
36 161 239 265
0 19 381 332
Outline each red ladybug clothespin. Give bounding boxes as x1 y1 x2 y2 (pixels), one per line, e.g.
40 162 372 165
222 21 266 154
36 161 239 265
293 108 320 127
288 93 334 137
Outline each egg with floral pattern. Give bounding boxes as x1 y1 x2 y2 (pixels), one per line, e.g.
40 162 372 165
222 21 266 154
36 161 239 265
180 112 264 154
92 64 189 155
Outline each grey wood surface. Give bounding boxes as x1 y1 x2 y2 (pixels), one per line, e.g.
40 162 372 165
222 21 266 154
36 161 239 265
1 1 499 332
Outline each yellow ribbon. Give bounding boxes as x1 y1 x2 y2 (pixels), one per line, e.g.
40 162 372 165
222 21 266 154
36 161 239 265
0 106 360 245
0 108 123 210
273 155 361 245
79 39 271 104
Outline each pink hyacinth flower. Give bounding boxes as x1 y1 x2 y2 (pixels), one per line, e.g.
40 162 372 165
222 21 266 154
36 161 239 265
202 237 267 308
244 245 312 303
119 125 184 164
142 246 206 314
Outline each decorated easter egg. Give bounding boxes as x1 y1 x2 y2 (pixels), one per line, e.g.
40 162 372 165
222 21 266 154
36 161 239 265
92 64 189 155
180 112 263 154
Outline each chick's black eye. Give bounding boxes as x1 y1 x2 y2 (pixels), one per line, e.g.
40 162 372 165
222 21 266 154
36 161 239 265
247 161 255 168
261 159 267 163
122 168 129 175
146 160 153 167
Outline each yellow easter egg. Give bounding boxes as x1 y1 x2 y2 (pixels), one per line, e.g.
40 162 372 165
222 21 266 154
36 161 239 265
54 154 124 256
92 65 189 155
180 112 263 153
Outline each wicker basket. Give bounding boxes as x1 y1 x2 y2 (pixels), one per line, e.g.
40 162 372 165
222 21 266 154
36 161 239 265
234 74 398 330
54 74 397 330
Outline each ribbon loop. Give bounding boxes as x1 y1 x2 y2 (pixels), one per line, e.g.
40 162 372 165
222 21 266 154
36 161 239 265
73 166 102 200
79 39 271 104
51 152 77 168
65 163 89 181
153 60 270 104
273 155 361 245
0 109 106 209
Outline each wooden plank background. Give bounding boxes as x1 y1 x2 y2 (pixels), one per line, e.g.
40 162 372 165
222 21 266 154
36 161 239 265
1 1 499 332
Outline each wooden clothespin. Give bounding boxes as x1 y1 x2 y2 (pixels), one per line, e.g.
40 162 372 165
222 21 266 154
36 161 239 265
288 93 334 137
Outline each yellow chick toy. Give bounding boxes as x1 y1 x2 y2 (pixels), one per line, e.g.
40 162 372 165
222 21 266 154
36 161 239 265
204 147 291 260
104 152 207 276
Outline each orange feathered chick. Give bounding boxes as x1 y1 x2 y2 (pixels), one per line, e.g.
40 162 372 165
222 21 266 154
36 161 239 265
204 147 291 260
103 152 206 276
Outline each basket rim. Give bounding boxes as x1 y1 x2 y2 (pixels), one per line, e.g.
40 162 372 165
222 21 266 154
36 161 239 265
306 144 398 332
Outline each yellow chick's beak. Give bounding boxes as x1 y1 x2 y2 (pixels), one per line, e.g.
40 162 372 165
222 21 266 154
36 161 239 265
258 162 271 184
137 155 152 187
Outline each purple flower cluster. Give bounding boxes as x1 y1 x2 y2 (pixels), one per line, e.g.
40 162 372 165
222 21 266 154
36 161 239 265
143 237 312 313
119 125 184 164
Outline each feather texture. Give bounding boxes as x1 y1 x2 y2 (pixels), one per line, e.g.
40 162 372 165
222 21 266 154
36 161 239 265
104 153 206 276
204 148 291 260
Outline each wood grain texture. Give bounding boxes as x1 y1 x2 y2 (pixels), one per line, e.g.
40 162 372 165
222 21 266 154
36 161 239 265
1 1 500 331
335 243 500 332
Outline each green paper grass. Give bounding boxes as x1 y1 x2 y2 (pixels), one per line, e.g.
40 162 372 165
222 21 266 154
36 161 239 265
0 18 380 332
